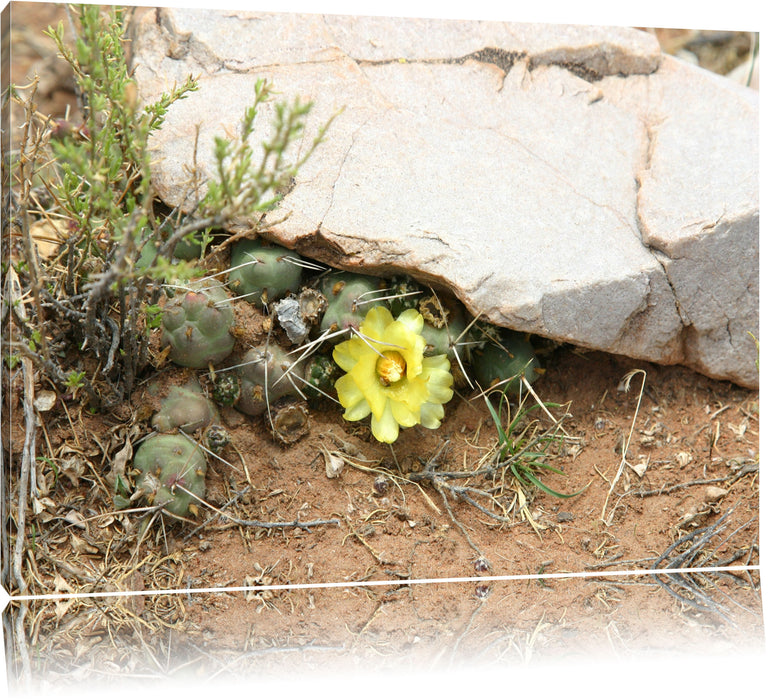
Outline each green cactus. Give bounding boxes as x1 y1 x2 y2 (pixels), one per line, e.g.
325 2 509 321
302 354 341 404
318 272 385 334
132 434 207 518
152 382 219 434
235 344 302 416
388 275 423 316
467 319 505 350
160 282 235 368
419 297 468 359
137 223 206 272
212 372 241 407
228 239 304 307
471 330 540 398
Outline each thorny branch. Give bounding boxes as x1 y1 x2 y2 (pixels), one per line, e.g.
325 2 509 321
633 461 759 497
650 508 759 623
402 440 509 556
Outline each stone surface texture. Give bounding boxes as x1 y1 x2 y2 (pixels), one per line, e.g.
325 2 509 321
130 9 759 388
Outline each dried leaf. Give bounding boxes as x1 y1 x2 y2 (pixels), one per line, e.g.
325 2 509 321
728 419 748 440
31 495 57 516
70 532 98 555
322 447 345 479
53 573 75 621
95 514 116 528
107 437 133 491
64 510 87 529
628 461 649 478
59 455 87 487
675 451 693 467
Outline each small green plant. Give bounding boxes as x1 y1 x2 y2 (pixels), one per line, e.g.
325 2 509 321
482 388 582 499
318 272 386 334
44 5 199 279
234 344 302 416
152 382 219 434
8 5 198 406
131 434 208 519
198 78 338 223
228 240 305 306
160 282 235 368
64 370 86 396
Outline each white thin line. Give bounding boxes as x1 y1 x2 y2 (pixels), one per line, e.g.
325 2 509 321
6 564 758 603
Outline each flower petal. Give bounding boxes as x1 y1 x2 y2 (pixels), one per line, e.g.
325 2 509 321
371 406 400 443
397 308 425 335
344 398 371 421
335 374 364 410
420 401 445 429
388 398 419 428
360 306 393 341
350 354 386 418
332 340 359 372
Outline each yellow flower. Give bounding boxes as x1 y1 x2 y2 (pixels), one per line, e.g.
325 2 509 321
332 306 455 444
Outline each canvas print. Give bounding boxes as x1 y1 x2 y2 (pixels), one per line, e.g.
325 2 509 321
1 1 761 690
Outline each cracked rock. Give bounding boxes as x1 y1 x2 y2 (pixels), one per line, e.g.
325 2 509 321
130 9 758 388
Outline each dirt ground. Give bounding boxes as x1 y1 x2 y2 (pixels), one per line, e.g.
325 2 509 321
4 330 763 683
3 3 762 687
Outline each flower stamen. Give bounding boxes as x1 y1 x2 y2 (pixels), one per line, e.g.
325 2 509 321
376 351 406 386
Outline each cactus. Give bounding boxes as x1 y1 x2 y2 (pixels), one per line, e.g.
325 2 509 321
212 372 241 407
152 382 219 434
160 281 235 368
132 434 207 518
205 424 231 454
138 223 205 271
471 330 540 397
235 343 302 416
318 272 385 334
228 239 304 307
388 275 423 316
302 353 341 405
419 296 468 359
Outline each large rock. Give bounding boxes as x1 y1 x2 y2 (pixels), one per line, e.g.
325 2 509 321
130 9 759 388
